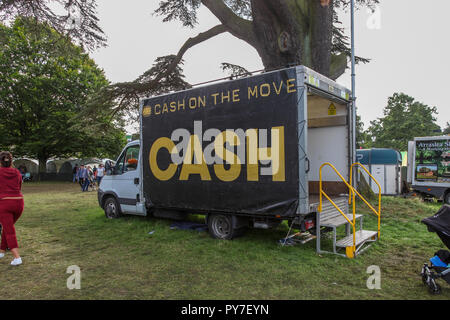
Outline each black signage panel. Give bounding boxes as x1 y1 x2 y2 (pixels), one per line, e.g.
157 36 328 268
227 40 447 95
142 68 300 217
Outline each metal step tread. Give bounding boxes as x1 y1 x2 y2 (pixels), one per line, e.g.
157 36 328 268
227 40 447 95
309 195 348 212
335 230 378 248
320 199 348 209
320 213 362 227
319 195 348 207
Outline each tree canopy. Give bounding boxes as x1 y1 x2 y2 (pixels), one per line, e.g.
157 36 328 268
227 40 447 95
443 122 450 135
0 0 106 51
155 0 376 74
0 1 384 142
0 17 126 172
100 0 379 116
356 113 371 149
0 1 380 118
364 93 441 151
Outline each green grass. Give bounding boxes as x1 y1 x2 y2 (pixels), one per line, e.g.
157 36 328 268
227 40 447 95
0 182 448 299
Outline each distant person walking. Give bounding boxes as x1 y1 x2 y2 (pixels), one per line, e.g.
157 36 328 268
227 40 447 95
72 164 79 183
96 164 105 186
77 164 84 189
86 166 94 191
0 151 24 266
77 165 89 192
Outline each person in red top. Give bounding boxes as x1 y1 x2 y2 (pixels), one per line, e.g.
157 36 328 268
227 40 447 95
0 151 24 266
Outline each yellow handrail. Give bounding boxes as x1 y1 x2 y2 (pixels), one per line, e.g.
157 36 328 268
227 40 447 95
349 163 381 238
319 163 357 256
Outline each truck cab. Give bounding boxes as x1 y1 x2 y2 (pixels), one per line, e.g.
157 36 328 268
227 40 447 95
98 140 146 218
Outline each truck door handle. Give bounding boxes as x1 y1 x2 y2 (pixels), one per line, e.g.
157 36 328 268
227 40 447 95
305 157 310 173
134 178 139 185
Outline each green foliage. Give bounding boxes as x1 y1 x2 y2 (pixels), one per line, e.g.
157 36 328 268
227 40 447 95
154 0 253 27
365 93 441 151
0 0 106 51
111 0 381 117
220 62 251 78
103 55 191 121
0 17 126 170
356 113 371 149
155 0 378 65
154 0 202 28
443 122 450 135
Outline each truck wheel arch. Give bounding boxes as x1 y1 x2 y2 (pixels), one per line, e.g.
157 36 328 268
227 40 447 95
101 191 119 208
104 196 123 219
206 213 247 239
445 190 450 205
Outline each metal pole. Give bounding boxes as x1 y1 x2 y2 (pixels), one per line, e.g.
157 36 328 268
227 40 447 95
351 0 357 185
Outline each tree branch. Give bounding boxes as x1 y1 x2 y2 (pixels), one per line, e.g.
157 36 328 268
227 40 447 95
104 24 229 115
116 24 227 93
329 52 347 80
171 24 228 74
201 0 254 44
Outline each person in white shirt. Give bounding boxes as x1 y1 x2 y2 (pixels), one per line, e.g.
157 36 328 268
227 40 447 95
96 164 105 186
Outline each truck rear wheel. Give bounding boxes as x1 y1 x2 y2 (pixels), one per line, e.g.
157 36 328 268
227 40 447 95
207 214 242 240
104 197 122 219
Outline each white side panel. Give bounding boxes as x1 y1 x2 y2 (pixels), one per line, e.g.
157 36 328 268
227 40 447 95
360 169 370 191
385 165 398 194
307 126 349 181
371 165 385 194
360 165 399 195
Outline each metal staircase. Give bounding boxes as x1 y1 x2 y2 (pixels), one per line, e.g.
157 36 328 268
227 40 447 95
316 162 381 258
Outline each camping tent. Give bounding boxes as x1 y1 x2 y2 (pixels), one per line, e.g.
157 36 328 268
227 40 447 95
13 158 39 177
59 160 81 174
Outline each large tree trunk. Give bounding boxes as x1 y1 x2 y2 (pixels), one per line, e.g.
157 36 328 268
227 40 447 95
131 0 349 103
38 156 47 173
38 155 48 181
201 0 345 79
250 0 336 76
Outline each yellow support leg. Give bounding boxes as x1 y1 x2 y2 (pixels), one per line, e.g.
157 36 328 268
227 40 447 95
346 246 355 259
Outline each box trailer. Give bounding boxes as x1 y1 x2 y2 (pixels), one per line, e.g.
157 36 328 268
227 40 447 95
407 136 450 204
97 65 380 256
356 148 402 195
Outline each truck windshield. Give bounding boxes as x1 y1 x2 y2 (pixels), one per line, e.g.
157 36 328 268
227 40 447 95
116 145 140 174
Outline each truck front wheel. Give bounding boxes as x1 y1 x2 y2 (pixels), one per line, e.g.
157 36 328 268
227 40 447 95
104 197 122 219
207 214 242 240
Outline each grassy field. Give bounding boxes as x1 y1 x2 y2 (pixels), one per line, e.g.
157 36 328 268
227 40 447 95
0 182 448 300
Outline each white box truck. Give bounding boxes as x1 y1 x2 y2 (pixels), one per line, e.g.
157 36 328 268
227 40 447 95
407 136 450 204
97 66 373 250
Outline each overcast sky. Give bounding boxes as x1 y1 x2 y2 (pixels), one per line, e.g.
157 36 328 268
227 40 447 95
90 0 449 133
